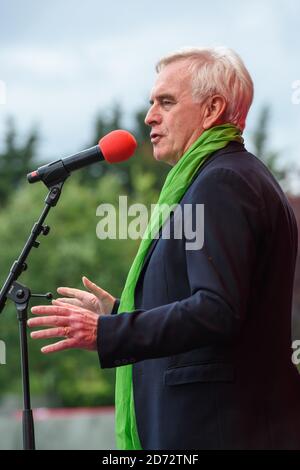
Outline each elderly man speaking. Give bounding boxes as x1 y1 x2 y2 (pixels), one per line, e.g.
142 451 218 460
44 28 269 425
28 47 300 450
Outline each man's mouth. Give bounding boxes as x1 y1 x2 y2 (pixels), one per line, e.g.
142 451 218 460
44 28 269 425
150 133 163 144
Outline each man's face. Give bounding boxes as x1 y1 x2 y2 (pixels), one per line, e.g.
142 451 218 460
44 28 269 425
145 61 207 166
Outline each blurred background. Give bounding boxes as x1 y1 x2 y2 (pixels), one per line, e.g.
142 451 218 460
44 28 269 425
0 0 299 450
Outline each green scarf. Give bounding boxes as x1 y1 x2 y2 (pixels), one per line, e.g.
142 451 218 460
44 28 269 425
115 124 243 450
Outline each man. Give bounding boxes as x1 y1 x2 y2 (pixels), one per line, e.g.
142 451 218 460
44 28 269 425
28 47 300 450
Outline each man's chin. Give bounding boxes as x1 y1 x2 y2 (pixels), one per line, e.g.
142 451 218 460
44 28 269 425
153 149 170 164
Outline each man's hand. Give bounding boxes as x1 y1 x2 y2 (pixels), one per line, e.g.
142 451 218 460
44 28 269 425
52 276 115 315
27 304 99 353
27 277 116 354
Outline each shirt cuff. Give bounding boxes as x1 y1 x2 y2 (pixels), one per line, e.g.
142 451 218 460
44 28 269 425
111 298 120 315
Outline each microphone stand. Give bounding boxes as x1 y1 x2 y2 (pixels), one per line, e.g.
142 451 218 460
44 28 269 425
0 170 69 450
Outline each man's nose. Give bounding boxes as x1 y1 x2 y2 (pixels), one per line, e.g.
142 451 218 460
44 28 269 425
145 106 162 127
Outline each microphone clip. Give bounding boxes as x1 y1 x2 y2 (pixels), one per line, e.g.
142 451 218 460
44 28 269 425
28 159 70 187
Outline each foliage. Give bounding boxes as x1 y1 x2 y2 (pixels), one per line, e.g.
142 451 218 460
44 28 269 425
0 118 38 207
251 105 291 187
79 105 168 195
0 177 136 406
0 110 164 406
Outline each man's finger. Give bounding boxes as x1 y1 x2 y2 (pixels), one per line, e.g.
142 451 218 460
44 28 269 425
82 276 106 298
31 327 68 340
57 287 89 302
31 305 73 316
52 298 83 308
41 338 76 354
28 315 70 328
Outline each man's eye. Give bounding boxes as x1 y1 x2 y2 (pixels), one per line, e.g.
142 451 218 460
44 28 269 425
162 100 172 106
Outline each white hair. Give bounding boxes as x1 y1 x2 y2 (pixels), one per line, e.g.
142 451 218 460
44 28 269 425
156 47 254 131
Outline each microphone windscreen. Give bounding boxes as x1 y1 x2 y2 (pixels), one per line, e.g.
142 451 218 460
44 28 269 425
99 130 137 163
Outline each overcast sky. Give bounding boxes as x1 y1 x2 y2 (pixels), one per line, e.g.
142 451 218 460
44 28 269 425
0 0 299 182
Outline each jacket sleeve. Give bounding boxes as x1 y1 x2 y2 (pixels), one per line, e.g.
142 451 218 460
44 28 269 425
97 168 264 368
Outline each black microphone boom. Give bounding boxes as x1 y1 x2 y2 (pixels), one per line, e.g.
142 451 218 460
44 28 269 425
27 145 104 186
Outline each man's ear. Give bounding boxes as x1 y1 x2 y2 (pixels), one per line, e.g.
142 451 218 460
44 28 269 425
202 95 227 129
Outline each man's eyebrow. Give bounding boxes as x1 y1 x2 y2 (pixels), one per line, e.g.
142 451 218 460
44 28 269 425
149 93 176 104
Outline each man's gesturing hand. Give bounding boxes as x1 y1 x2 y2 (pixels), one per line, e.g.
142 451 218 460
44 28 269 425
27 277 116 354
52 276 116 315
27 304 99 354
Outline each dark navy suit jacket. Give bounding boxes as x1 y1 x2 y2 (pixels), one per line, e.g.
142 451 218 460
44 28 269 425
98 142 300 449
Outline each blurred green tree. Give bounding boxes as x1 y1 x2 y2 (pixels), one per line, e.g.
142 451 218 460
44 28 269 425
252 105 291 186
79 105 168 197
0 175 139 406
0 118 38 207
0 104 166 407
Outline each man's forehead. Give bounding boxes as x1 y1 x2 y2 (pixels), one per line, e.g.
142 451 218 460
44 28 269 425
149 65 191 99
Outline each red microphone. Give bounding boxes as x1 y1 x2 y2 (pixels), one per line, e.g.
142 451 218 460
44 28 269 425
27 130 137 184
99 129 137 163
